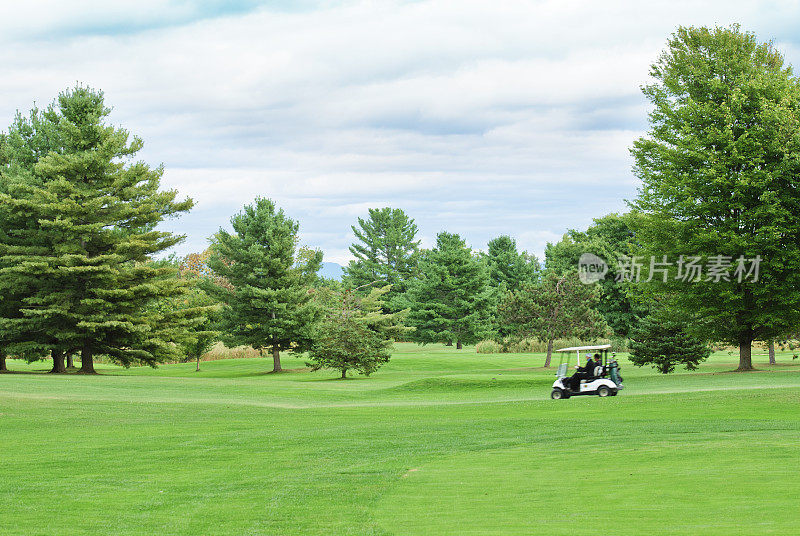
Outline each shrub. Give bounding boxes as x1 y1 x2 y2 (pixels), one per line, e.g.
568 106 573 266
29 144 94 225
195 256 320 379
476 340 503 353
629 312 711 373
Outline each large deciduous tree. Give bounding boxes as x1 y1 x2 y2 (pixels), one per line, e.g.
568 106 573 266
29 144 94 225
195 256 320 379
343 207 420 307
206 198 322 372
401 232 494 349
498 271 608 367
630 25 800 370
0 87 195 373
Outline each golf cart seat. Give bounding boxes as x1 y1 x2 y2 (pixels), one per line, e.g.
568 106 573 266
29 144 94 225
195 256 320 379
594 365 605 378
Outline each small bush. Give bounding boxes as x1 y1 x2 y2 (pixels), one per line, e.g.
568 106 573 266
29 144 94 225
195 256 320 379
157 342 265 365
201 342 263 361
476 340 503 353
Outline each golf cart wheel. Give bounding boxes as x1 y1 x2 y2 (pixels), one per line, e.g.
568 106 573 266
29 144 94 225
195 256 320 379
597 385 610 397
551 389 564 400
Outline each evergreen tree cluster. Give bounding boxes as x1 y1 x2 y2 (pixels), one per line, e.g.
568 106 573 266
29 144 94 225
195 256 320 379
0 87 203 373
0 89 599 378
9 29 797 382
398 232 494 349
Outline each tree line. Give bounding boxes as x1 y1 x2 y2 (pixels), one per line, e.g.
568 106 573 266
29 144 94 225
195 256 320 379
0 88 540 377
200 25 800 374
4 24 800 377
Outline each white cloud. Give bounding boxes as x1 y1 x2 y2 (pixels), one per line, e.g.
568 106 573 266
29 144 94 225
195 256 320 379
2 0 800 263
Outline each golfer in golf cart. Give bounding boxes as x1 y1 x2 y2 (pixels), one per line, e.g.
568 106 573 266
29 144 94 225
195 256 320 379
550 344 624 399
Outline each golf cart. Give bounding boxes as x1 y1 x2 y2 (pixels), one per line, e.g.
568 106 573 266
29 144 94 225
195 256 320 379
550 344 624 399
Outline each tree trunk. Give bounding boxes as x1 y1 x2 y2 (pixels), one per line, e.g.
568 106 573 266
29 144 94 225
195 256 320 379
196 355 201 372
66 353 75 368
272 346 281 373
445 341 453 346
50 350 66 374
0 350 7 372
768 340 776 365
738 334 753 371
341 368 347 379
544 339 553 368
80 343 96 374
456 340 463 350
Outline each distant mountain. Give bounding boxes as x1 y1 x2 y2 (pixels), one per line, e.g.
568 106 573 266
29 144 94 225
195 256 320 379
318 262 344 280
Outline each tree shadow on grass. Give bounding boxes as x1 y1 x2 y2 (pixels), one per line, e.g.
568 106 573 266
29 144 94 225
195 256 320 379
704 362 800 374
307 375 373 382
0 369 98 376
496 366 552 372
240 367 313 377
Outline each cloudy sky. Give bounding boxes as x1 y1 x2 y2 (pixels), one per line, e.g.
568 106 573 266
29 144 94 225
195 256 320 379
2 1 800 264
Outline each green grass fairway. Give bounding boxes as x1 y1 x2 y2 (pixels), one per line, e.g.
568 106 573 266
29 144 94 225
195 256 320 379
2 344 799 535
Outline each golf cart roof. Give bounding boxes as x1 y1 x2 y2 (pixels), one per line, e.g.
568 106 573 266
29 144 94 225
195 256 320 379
554 344 612 352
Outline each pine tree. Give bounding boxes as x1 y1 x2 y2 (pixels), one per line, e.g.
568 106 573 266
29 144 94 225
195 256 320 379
629 309 711 373
401 232 494 349
205 198 322 372
483 235 540 341
0 105 64 371
484 235 540 293
0 87 195 372
344 207 420 307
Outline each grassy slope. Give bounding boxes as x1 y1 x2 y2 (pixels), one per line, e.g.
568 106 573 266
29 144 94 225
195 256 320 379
1 344 798 535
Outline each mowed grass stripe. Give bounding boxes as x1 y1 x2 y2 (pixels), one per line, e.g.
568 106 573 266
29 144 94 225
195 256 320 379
375 431 800 536
2 379 800 411
1 344 799 535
